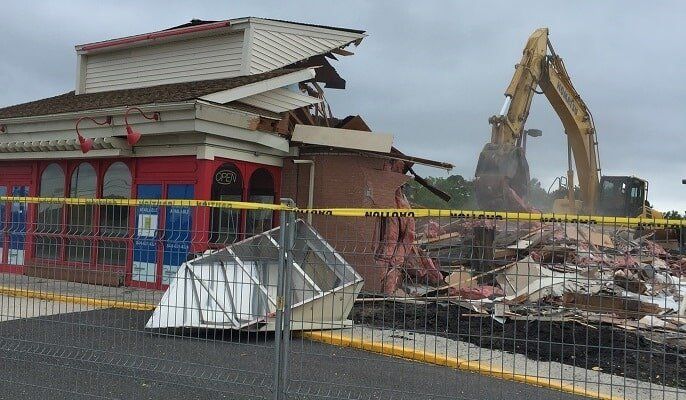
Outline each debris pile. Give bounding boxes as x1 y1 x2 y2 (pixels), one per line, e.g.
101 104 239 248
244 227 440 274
388 218 686 345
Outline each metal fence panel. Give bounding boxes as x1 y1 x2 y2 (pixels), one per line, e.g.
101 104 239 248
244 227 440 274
0 196 685 399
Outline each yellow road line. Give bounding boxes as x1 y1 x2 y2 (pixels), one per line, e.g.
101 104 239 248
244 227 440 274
0 286 155 311
302 330 619 400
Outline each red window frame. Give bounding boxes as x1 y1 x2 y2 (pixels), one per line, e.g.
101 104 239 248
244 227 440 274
32 159 136 277
206 160 281 249
27 156 281 288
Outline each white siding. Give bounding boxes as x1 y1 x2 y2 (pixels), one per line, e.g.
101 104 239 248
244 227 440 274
249 28 360 74
239 87 322 113
83 32 245 93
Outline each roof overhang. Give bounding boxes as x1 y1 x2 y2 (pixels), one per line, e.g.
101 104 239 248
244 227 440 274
199 68 317 104
0 100 289 163
0 137 130 159
76 20 234 54
297 145 454 171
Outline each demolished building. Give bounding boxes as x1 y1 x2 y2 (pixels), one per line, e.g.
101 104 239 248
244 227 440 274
0 17 453 292
384 216 686 343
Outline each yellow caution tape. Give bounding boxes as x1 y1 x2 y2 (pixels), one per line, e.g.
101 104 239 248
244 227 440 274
0 196 287 210
0 196 684 228
298 208 686 228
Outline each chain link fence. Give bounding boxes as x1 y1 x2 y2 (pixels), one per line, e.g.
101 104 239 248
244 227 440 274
0 196 685 399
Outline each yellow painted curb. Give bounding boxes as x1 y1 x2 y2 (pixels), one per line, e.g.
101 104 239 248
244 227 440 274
302 330 619 400
0 286 155 311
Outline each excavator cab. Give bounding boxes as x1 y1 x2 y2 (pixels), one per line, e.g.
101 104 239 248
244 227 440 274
597 176 648 217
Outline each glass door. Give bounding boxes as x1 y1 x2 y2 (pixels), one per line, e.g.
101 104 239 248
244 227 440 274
0 186 6 265
131 184 162 286
162 184 193 286
0 184 29 272
8 186 29 266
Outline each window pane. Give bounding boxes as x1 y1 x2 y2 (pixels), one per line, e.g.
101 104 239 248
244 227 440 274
211 164 243 243
35 164 65 258
68 163 97 236
211 195 242 244
247 169 274 236
66 238 91 263
98 240 127 266
67 163 96 261
70 163 97 198
35 236 60 259
100 162 132 237
247 195 274 235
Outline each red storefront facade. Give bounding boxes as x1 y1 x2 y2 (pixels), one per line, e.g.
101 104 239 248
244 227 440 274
0 156 280 289
0 15 364 289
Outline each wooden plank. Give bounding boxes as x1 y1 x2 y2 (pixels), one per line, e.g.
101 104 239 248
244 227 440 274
292 124 393 153
414 231 462 245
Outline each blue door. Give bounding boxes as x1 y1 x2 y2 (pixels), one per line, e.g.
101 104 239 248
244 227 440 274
162 184 193 285
8 186 28 265
132 184 161 284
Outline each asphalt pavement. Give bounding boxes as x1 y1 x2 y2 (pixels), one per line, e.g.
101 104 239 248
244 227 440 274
0 306 588 400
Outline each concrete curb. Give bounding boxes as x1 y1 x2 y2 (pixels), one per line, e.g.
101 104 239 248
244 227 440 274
0 285 618 399
0 286 155 311
301 330 618 400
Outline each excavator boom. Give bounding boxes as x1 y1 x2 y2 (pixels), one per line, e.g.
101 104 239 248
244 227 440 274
475 28 601 214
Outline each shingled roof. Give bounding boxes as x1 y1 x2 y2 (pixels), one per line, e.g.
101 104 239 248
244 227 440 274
0 69 299 119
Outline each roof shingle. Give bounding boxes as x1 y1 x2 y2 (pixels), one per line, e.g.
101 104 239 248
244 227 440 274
0 69 298 119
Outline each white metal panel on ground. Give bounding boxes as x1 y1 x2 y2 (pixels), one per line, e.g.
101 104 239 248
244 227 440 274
84 33 245 93
291 124 393 153
146 220 363 331
249 26 363 74
239 88 323 113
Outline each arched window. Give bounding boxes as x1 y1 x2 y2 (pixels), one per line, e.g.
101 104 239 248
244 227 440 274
247 169 275 235
67 162 97 262
99 162 132 265
210 163 243 244
35 163 65 259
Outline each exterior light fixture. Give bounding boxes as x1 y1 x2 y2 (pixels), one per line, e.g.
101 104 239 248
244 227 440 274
75 116 112 154
124 107 159 146
0 125 6 133
525 128 543 137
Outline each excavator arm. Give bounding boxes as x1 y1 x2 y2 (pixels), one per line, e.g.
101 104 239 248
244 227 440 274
475 28 601 213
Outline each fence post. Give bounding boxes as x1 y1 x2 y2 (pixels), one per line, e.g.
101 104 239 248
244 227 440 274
281 206 296 389
273 198 295 400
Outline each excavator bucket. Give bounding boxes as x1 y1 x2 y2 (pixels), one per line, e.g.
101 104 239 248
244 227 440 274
474 143 531 211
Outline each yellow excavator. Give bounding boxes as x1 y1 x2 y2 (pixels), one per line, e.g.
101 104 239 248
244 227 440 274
475 27 660 218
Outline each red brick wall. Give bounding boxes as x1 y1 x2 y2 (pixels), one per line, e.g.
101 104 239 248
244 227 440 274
282 153 408 292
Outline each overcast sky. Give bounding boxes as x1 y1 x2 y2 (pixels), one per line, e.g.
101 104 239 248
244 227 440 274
1 1 685 211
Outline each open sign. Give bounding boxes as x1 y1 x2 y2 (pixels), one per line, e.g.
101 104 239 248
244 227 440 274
215 169 238 185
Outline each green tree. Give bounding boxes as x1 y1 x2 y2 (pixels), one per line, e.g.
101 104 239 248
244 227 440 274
663 210 684 219
407 174 475 209
527 178 554 211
